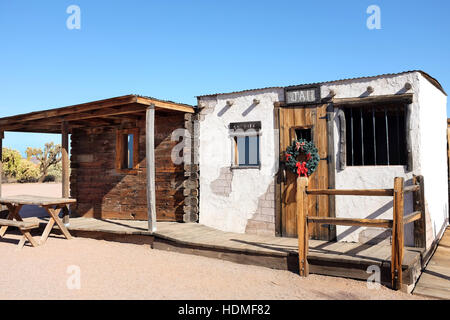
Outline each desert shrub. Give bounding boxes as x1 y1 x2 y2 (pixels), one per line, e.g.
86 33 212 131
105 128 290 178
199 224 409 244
2 145 63 183
43 175 56 182
2 147 22 178
26 143 62 182
1 148 40 183
45 162 62 182
16 159 40 183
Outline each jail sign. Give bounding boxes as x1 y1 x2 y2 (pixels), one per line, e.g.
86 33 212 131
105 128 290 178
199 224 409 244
285 85 321 105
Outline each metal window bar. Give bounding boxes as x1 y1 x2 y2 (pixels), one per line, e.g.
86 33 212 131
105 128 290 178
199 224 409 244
385 107 390 165
351 108 354 166
360 108 364 165
373 107 377 165
396 109 400 165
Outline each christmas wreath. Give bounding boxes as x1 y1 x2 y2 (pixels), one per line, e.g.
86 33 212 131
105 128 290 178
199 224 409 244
284 139 320 177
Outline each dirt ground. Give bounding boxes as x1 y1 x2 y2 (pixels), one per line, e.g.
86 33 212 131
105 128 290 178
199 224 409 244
0 233 426 300
0 183 428 300
1 182 62 198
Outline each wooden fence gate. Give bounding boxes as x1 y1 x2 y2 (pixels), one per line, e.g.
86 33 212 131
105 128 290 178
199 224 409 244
295 175 426 290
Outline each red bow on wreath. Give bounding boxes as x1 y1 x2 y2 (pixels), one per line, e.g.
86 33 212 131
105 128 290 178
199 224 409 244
285 153 291 162
296 161 308 177
295 141 305 151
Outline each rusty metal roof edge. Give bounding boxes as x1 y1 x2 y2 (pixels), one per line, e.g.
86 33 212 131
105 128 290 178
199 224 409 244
196 70 446 98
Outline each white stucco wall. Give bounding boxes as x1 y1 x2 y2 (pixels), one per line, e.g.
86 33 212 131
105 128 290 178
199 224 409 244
417 73 449 244
323 73 420 245
198 89 283 233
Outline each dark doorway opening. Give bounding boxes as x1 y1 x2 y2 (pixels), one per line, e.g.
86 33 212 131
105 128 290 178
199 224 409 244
295 128 312 142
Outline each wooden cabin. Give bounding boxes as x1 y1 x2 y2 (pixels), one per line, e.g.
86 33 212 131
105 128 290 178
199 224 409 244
0 95 199 230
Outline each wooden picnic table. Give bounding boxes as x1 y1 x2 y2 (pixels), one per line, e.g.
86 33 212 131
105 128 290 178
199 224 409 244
0 195 76 245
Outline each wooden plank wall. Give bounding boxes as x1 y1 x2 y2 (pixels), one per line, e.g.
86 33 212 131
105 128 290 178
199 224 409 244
279 105 330 240
70 111 185 222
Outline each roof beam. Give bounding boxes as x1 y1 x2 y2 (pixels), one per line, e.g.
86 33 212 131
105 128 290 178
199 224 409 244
102 113 144 121
4 121 84 132
332 93 414 106
0 95 139 126
137 97 195 113
1 103 147 131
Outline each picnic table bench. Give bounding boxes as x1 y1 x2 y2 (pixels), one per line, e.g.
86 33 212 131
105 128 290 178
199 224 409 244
0 218 40 249
0 195 76 249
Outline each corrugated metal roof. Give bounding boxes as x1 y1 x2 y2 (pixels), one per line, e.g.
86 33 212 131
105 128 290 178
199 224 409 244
197 70 446 98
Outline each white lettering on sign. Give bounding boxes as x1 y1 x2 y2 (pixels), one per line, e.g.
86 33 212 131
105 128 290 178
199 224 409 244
287 89 318 104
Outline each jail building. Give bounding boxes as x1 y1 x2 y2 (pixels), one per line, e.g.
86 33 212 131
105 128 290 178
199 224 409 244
196 70 448 249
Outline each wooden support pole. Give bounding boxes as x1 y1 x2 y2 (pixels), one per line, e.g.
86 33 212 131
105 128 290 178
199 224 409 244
61 122 70 224
146 105 157 233
392 177 404 290
297 177 309 277
413 175 426 248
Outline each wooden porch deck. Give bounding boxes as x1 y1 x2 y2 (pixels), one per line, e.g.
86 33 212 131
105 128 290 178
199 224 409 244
413 227 450 299
38 217 425 293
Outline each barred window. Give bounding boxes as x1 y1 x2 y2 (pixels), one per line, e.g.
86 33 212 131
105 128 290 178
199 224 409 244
344 104 407 166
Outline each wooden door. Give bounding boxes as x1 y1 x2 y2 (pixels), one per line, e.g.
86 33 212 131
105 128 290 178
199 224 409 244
279 104 331 240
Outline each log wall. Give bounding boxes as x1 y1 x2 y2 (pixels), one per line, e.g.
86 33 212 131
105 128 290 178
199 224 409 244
70 112 185 221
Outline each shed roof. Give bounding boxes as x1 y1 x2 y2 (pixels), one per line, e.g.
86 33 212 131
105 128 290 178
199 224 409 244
0 95 195 134
197 70 446 98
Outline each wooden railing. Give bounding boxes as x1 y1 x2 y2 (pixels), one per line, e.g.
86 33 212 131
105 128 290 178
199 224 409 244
296 176 425 291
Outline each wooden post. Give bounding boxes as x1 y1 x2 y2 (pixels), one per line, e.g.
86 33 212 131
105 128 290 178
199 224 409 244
297 177 309 277
392 177 404 290
413 175 426 248
327 103 337 241
61 122 70 224
146 105 157 232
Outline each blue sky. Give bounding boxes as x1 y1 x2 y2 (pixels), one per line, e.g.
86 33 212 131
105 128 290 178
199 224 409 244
0 0 449 154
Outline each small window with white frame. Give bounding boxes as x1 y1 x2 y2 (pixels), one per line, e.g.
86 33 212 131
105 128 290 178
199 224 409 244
229 121 261 169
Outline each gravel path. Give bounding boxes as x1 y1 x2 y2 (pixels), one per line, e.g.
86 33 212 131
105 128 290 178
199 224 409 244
0 183 427 300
